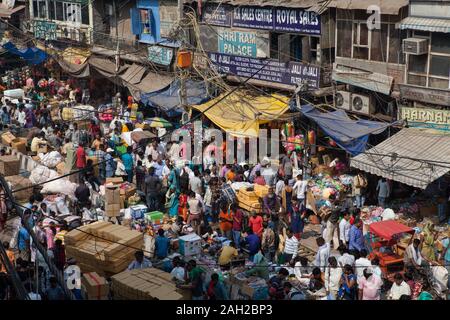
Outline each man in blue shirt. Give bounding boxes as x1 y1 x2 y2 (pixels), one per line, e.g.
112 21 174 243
18 223 31 262
244 228 260 261
348 219 365 254
121 146 134 183
155 229 170 259
128 250 152 270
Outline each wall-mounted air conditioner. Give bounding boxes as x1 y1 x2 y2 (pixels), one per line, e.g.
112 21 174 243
351 93 375 116
334 91 351 111
402 38 428 55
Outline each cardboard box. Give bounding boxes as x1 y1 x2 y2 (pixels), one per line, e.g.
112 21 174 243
5 175 32 201
105 204 120 217
106 177 123 185
178 233 202 256
0 155 20 176
130 204 148 220
11 138 27 154
81 272 109 300
1 132 16 146
120 183 137 198
105 186 121 204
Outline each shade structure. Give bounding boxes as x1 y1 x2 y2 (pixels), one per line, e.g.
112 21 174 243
369 220 414 241
192 91 290 137
144 117 173 128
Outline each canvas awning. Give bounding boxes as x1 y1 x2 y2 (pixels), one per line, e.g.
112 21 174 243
120 64 146 85
193 91 290 137
332 65 393 96
0 5 25 18
125 71 174 101
88 56 127 78
350 128 450 189
397 17 450 34
300 104 390 155
369 220 414 240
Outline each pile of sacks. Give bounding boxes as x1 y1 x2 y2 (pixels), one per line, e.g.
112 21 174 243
29 165 77 198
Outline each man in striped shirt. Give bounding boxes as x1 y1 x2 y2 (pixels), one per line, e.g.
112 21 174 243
283 229 299 264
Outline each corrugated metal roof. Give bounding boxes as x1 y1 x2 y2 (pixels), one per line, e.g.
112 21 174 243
350 128 450 189
398 16 450 33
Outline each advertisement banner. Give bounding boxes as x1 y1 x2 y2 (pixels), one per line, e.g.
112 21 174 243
34 20 57 41
202 3 232 27
148 46 173 66
208 52 320 89
400 106 450 131
232 6 274 30
274 8 321 34
218 29 257 57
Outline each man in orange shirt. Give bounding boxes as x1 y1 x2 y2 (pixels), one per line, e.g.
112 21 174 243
248 211 264 238
219 204 233 240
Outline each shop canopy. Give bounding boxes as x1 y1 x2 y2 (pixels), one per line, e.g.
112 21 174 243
140 79 213 116
2 42 48 65
193 91 290 138
300 104 390 155
369 220 414 241
350 128 450 189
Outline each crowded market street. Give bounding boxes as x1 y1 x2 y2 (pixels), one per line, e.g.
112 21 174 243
0 0 448 302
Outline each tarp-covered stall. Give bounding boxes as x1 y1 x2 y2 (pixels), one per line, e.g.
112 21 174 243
141 79 213 116
350 128 450 189
193 91 290 137
300 104 390 155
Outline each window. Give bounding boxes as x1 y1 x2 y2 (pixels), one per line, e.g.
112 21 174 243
33 0 47 19
430 55 450 77
81 5 89 25
409 55 428 73
336 20 352 57
290 35 303 61
370 24 388 62
388 26 405 64
353 22 369 59
63 2 81 23
431 33 450 55
131 7 154 36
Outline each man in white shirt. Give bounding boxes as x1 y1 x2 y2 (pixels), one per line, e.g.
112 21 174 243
189 170 202 195
338 211 351 246
17 106 26 127
355 249 372 285
404 238 424 269
283 229 299 263
293 174 308 205
314 237 330 272
337 245 355 267
389 273 411 299
275 178 285 198
325 256 342 299
170 257 186 282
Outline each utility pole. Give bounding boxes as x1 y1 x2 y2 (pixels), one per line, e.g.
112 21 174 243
113 0 120 97
178 0 188 123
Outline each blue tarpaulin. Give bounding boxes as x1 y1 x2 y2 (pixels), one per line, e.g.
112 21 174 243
2 42 48 65
300 104 391 156
140 79 214 116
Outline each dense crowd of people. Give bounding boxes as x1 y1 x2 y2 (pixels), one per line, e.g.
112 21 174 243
0 87 448 301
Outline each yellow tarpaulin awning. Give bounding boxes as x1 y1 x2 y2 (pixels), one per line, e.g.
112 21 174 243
193 91 290 137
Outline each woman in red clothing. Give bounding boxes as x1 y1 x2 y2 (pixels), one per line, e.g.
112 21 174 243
178 193 188 222
248 211 264 238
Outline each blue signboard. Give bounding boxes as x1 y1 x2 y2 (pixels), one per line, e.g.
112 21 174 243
274 8 321 34
218 29 257 57
232 6 274 30
215 5 322 35
202 3 232 27
208 52 320 89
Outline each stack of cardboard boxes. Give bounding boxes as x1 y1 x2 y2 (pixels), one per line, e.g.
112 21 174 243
105 185 121 217
111 268 188 300
1 132 16 146
105 177 127 209
81 272 109 300
64 221 143 276
5 175 32 202
236 187 262 213
0 155 20 176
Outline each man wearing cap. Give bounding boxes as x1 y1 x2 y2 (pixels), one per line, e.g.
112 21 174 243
105 147 116 178
358 266 383 300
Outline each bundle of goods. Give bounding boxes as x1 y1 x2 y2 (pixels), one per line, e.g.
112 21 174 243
284 134 305 153
37 78 49 89
104 185 122 217
111 268 186 300
390 200 420 217
228 273 269 300
309 175 346 201
64 221 143 275
1 132 16 146
0 155 20 176
236 187 262 213
338 174 354 186
81 272 109 300
61 104 95 121
39 151 63 168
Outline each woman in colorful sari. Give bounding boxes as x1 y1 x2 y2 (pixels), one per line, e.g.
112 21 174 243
421 222 438 261
165 186 180 218
24 108 36 128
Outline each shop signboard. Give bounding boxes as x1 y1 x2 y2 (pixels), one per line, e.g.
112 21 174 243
204 4 321 35
399 84 450 106
202 3 232 27
218 29 257 57
400 106 450 132
148 46 173 66
208 52 320 89
34 20 57 41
